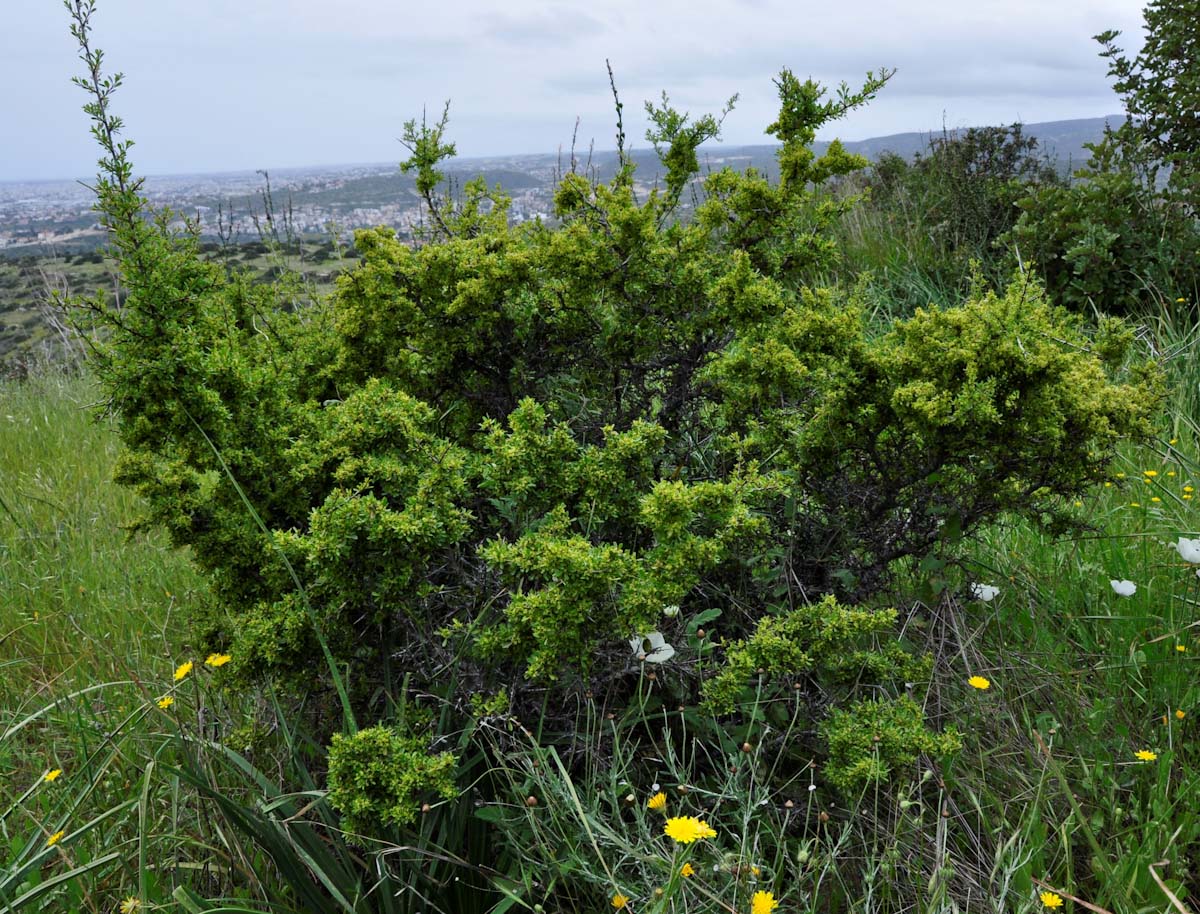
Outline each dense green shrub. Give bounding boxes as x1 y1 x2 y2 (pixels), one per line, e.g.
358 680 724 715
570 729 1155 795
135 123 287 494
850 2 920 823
70 6 1159 881
1002 2 1200 316
1097 0 1200 215
1005 134 1200 316
871 124 1061 263
835 125 1064 315
326 725 458 835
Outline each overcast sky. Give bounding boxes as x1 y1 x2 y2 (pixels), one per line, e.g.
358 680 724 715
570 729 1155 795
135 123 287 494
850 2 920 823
1 1 1145 183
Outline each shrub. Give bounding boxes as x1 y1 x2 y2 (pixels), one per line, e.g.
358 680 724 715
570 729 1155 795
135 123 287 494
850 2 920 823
326 725 458 836
69 4 1159 876
1004 132 1200 316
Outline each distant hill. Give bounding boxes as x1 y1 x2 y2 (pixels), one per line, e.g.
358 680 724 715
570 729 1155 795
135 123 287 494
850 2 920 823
447 115 1123 186
827 115 1124 172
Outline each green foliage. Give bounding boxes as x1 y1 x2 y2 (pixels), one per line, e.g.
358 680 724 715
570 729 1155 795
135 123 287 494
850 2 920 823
399 101 457 235
1002 3 1200 315
1005 134 1200 315
703 596 932 716
840 124 1064 305
1097 0 1200 214
644 91 737 209
326 725 457 836
823 696 962 791
910 125 1059 259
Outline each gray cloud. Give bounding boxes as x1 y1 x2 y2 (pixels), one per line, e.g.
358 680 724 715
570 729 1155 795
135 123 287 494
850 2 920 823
0 0 1146 181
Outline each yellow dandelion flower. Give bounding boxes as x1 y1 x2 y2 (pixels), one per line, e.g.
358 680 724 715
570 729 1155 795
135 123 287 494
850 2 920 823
612 893 630 909
156 695 174 710
1177 298 1187 304
1171 438 1179 445
1116 472 1126 478
1177 709 1187 720
751 890 779 914
647 791 667 811
1186 486 1195 493
1130 502 1141 508
1151 497 1162 502
1040 891 1063 908
1144 470 1158 478
43 768 62 783
751 865 761 877
664 816 717 844
1186 495 1194 500
680 862 695 878
46 830 65 847
205 653 232 668
1177 644 1187 652
1168 471 1177 477
968 675 991 690
1135 749 1158 761
173 660 194 682
1104 481 1112 487
120 898 143 914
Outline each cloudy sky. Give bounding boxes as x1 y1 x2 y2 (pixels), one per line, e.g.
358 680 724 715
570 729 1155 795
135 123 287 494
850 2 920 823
1 1 1144 182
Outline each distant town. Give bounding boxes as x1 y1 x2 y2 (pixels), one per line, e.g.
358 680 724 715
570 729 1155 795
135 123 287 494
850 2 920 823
0 156 564 255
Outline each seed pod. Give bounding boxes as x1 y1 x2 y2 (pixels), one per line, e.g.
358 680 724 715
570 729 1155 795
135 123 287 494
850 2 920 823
525 795 538 807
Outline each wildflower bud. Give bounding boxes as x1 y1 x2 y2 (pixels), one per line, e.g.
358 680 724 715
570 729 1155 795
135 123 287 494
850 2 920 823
525 795 538 807
873 734 882 743
818 811 830 822
697 628 706 639
606 713 615 720
624 793 635 805
757 667 765 674
793 682 802 690
784 799 794 809
941 807 950 818
646 671 657 681
677 785 689 794
654 888 665 898
797 847 810 864
585 690 594 699
421 803 431 814
742 742 753 753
